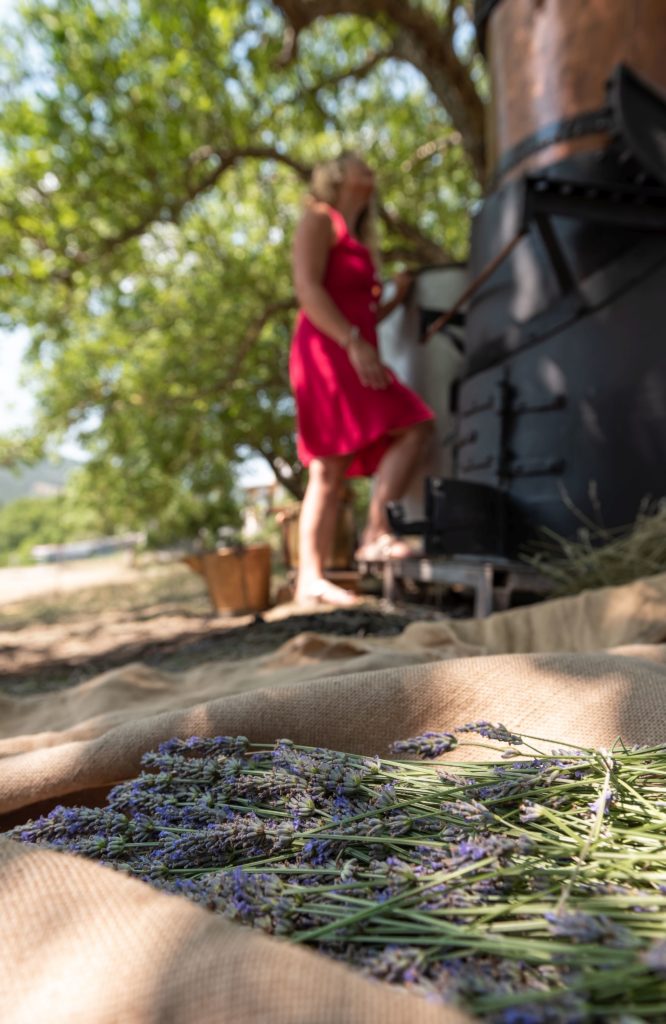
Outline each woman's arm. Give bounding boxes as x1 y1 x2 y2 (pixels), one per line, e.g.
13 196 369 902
293 204 389 389
376 270 414 323
293 204 356 347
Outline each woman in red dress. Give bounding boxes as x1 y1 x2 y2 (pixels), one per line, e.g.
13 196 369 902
290 152 435 605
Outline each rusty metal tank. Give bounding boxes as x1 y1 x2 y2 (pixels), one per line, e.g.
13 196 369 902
451 54 666 550
386 8 666 559
476 0 666 186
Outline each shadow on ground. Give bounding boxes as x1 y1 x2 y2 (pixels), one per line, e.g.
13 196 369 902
0 606 434 696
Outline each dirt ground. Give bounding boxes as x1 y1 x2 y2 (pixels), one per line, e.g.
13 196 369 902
0 555 151 606
0 555 444 695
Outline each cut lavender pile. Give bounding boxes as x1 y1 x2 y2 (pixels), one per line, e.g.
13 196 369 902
10 725 666 1022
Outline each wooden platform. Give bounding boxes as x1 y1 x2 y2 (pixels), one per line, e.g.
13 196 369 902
358 554 552 617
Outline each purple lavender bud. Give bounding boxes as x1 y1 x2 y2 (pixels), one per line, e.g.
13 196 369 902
287 794 316 818
106 835 128 857
588 790 613 815
545 911 636 947
392 732 458 759
385 857 417 883
435 768 465 785
440 799 493 823
273 821 296 851
301 839 334 865
457 721 523 745
155 736 249 757
373 783 398 808
361 945 422 983
386 813 415 837
519 801 545 822
494 1000 586 1024
339 859 359 882
641 938 666 974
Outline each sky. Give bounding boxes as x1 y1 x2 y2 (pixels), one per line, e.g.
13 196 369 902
0 329 35 434
0 0 28 433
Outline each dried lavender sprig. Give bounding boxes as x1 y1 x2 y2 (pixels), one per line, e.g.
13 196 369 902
391 732 458 758
7 733 663 1019
456 722 526 746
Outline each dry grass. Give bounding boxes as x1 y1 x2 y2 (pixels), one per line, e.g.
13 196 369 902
0 558 211 631
523 499 666 596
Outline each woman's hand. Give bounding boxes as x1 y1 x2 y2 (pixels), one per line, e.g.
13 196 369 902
347 335 391 389
375 270 416 324
392 270 415 305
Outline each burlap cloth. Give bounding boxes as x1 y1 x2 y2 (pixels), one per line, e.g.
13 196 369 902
2 572 666 1023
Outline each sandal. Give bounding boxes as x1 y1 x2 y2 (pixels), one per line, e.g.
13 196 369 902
354 533 412 562
294 578 362 608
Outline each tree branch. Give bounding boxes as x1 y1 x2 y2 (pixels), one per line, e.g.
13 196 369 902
43 147 311 283
378 206 451 265
224 298 298 391
300 46 394 95
273 0 485 181
55 143 453 278
255 445 305 499
398 131 463 174
275 24 301 67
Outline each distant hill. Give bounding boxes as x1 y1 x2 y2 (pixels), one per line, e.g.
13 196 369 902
0 458 79 505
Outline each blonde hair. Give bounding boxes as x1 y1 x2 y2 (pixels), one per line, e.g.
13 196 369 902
308 151 379 265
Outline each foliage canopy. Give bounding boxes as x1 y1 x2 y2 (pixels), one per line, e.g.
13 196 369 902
0 0 483 542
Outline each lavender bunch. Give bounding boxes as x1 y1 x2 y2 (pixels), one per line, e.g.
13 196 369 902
8 728 666 1022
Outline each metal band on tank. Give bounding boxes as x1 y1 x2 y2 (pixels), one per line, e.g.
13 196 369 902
488 108 614 190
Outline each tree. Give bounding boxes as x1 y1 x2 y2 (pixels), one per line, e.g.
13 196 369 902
0 0 483 539
0 492 100 565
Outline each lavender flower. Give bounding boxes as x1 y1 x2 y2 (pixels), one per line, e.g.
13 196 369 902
588 789 614 815
457 722 524 745
8 730 666 1023
544 912 636 948
641 939 666 974
441 799 493 823
492 998 587 1024
392 731 457 758
519 802 545 822
358 945 422 983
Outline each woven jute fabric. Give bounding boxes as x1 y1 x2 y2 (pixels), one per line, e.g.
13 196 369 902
0 838 472 1024
2 572 665 778
1 572 666 817
2 649 666 819
2 572 666 1022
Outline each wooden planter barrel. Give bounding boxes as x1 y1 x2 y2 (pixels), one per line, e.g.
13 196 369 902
184 544 271 615
276 500 357 571
477 0 666 184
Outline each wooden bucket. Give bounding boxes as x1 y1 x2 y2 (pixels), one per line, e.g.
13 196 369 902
184 544 271 614
276 501 357 571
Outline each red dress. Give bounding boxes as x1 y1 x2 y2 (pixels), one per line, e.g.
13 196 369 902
289 206 435 477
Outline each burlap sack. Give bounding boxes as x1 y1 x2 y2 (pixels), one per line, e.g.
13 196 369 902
2 573 666 1023
0 631 450 758
0 837 472 1024
2 572 665 775
3 649 666 1024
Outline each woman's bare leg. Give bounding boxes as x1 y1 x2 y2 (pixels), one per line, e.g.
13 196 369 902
360 420 434 548
295 455 359 605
